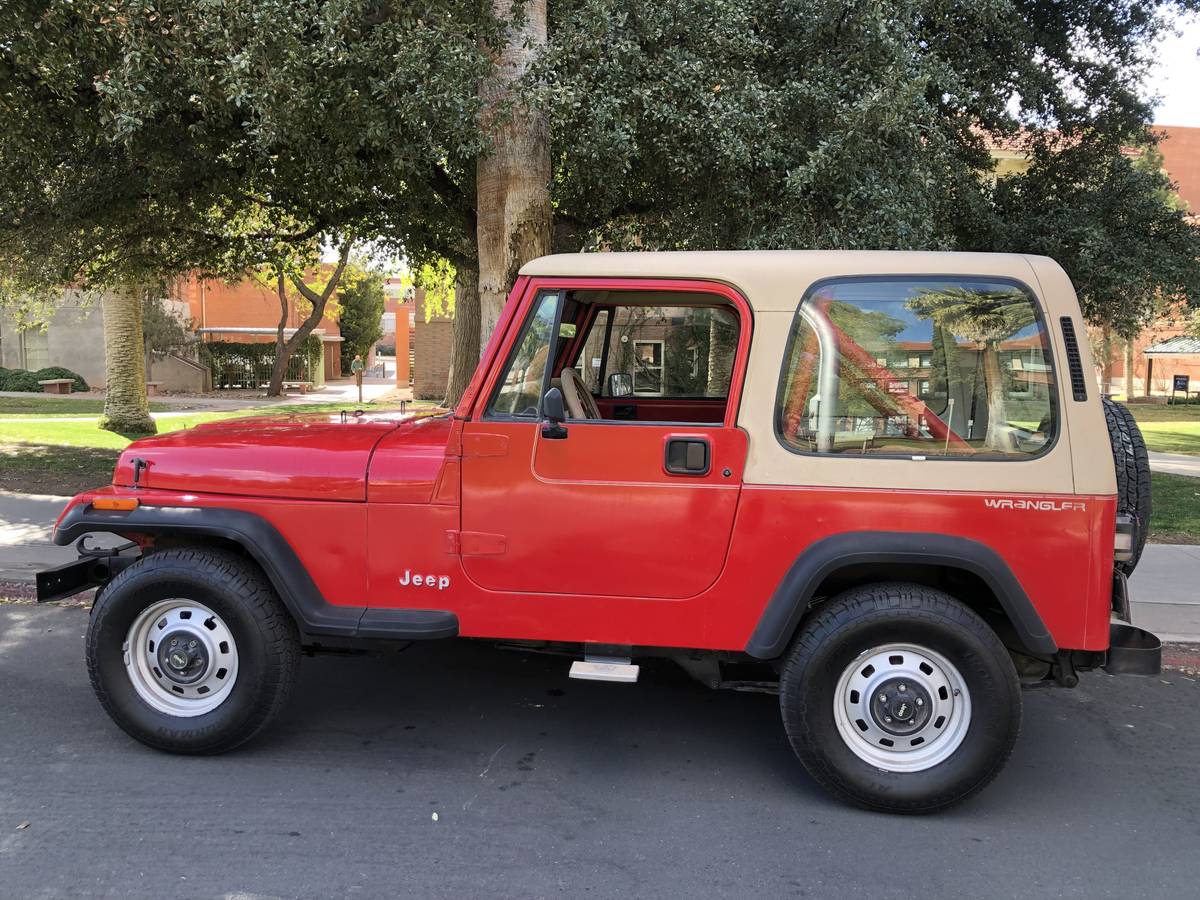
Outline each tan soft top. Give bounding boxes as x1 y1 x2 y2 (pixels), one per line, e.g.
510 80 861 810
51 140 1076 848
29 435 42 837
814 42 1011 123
521 250 1061 312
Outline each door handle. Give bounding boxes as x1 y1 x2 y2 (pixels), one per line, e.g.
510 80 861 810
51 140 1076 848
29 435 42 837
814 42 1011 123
664 436 711 476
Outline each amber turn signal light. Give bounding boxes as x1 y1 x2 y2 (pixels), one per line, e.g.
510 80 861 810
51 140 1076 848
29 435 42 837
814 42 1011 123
91 497 139 511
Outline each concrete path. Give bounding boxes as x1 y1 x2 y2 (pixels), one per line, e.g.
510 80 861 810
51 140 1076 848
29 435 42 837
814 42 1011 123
0 376 411 412
2 488 1197 641
1149 450 1200 478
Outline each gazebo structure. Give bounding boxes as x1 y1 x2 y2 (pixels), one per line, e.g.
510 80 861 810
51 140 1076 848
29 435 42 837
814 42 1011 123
1143 335 1200 400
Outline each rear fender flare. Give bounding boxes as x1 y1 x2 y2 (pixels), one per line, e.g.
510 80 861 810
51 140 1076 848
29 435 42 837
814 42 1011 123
745 531 1056 659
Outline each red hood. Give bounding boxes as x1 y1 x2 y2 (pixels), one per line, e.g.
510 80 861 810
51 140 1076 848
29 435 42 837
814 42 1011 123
113 413 445 502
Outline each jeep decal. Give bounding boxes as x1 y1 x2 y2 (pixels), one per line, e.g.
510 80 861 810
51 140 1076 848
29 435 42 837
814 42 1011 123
982 498 1087 512
399 570 451 590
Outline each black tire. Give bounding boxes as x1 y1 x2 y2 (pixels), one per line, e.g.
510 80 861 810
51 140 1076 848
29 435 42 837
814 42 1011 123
1103 397 1152 574
86 547 300 754
779 582 1020 814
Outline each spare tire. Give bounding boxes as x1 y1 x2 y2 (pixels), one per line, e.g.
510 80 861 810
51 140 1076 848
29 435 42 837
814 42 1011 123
1102 398 1152 574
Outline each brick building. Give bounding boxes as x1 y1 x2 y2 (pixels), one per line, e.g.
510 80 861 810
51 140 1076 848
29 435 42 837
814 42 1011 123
1103 124 1200 396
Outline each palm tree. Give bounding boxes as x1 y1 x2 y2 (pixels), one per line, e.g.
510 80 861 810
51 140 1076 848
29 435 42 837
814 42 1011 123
907 286 1036 450
98 283 156 435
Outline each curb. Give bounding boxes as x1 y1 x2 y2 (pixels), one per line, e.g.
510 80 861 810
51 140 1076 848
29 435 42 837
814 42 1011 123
1164 643 1200 672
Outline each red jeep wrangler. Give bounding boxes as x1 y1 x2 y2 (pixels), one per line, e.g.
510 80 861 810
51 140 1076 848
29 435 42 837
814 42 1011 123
39 251 1161 812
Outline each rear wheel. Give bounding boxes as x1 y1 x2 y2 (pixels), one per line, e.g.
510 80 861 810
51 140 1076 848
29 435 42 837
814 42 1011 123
780 582 1020 813
86 547 300 754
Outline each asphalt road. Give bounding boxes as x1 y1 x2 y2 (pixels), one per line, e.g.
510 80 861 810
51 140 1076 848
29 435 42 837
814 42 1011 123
3 604 1199 899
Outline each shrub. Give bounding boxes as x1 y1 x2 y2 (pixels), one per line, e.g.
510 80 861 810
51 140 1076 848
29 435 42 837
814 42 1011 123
33 366 89 392
199 335 322 389
2 370 43 392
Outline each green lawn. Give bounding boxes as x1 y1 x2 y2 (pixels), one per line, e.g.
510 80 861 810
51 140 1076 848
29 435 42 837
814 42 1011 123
1148 472 1200 544
0 398 437 495
1127 402 1200 456
0 396 172 416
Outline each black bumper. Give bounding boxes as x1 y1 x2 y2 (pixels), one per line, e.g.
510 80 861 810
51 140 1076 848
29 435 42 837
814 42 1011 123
1104 622 1162 676
35 541 140 603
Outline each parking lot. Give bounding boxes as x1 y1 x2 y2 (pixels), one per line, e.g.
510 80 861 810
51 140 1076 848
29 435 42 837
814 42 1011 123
2 603 1199 898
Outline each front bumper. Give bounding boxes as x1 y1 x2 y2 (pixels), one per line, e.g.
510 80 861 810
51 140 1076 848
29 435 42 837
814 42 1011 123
35 538 140 603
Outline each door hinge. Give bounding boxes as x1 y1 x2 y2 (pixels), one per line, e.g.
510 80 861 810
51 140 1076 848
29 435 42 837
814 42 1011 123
445 530 506 556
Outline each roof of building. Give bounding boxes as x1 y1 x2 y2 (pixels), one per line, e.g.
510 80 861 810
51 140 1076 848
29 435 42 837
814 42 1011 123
1144 335 1200 356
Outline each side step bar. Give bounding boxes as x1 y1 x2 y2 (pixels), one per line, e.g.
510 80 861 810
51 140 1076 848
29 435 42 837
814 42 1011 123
569 655 640 683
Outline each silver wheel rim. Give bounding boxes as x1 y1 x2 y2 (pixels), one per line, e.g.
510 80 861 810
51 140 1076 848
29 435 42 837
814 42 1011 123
123 599 239 717
833 643 971 773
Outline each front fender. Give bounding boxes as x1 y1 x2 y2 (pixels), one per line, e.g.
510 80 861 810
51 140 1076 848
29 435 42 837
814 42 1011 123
52 501 457 641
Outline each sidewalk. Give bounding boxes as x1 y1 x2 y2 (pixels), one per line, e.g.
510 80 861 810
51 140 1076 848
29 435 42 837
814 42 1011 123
1149 451 1200 478
2 488 1197 642
0 377 409 413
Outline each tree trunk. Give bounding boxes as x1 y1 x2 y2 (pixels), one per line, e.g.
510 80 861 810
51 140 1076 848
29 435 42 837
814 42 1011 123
476 0 551 354
705 313 736 395
1123 336 1135 399
1100 325 1114 393
99 282 156 435
267 275 292 397
981 343 1007 450
266 244 353 397
445 265 481 407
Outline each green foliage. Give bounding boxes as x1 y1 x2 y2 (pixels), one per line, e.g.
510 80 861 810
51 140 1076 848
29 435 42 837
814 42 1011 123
200 336 322 389
142 297 194 356
402 259 457 321
0 370 44 392
984 141 1200 335
337 266 387 374
0 1 492 293
537 0 1200 332
32 367 90 392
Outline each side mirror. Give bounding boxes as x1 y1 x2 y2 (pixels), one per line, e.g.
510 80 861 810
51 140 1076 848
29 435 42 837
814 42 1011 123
541 387 568 440
608 372 634 397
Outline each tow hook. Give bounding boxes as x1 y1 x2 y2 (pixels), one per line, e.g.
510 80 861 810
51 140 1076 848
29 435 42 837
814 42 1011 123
1050 654 1079 688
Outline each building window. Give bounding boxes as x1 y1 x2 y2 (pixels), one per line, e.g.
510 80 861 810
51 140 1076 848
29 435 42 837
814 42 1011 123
632 340 665 395
776 277 1057 459
20 329 50 370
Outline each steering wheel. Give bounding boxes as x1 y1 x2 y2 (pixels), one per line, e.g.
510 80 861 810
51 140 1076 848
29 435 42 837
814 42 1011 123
558 367 602 420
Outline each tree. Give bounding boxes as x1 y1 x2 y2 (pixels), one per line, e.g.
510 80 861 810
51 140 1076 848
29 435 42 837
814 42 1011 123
535 0 1200 330
476 0 552 349
1 0 491 422
985 139 1200 338
336 264 387 375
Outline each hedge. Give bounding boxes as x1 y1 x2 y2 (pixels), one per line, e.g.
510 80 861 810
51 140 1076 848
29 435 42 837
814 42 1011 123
33 366 89 392
199 335 322 389
0 370 44 392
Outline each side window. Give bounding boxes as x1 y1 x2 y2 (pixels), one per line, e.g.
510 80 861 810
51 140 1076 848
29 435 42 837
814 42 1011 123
602 306 738 398
776 278 1057 459
488 291 561 417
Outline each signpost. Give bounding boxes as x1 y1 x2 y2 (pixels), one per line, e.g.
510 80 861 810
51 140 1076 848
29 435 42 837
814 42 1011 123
1171 374 1192 404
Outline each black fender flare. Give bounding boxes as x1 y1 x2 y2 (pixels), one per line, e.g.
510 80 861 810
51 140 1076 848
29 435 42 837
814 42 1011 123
744 531 1056 659
53 503 458 641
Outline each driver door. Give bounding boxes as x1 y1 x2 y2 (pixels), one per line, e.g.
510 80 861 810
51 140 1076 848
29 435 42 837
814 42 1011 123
458 281 749 601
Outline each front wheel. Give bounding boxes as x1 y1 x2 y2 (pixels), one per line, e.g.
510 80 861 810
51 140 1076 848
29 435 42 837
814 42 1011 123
86 547 300 754
780 582 1020 813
